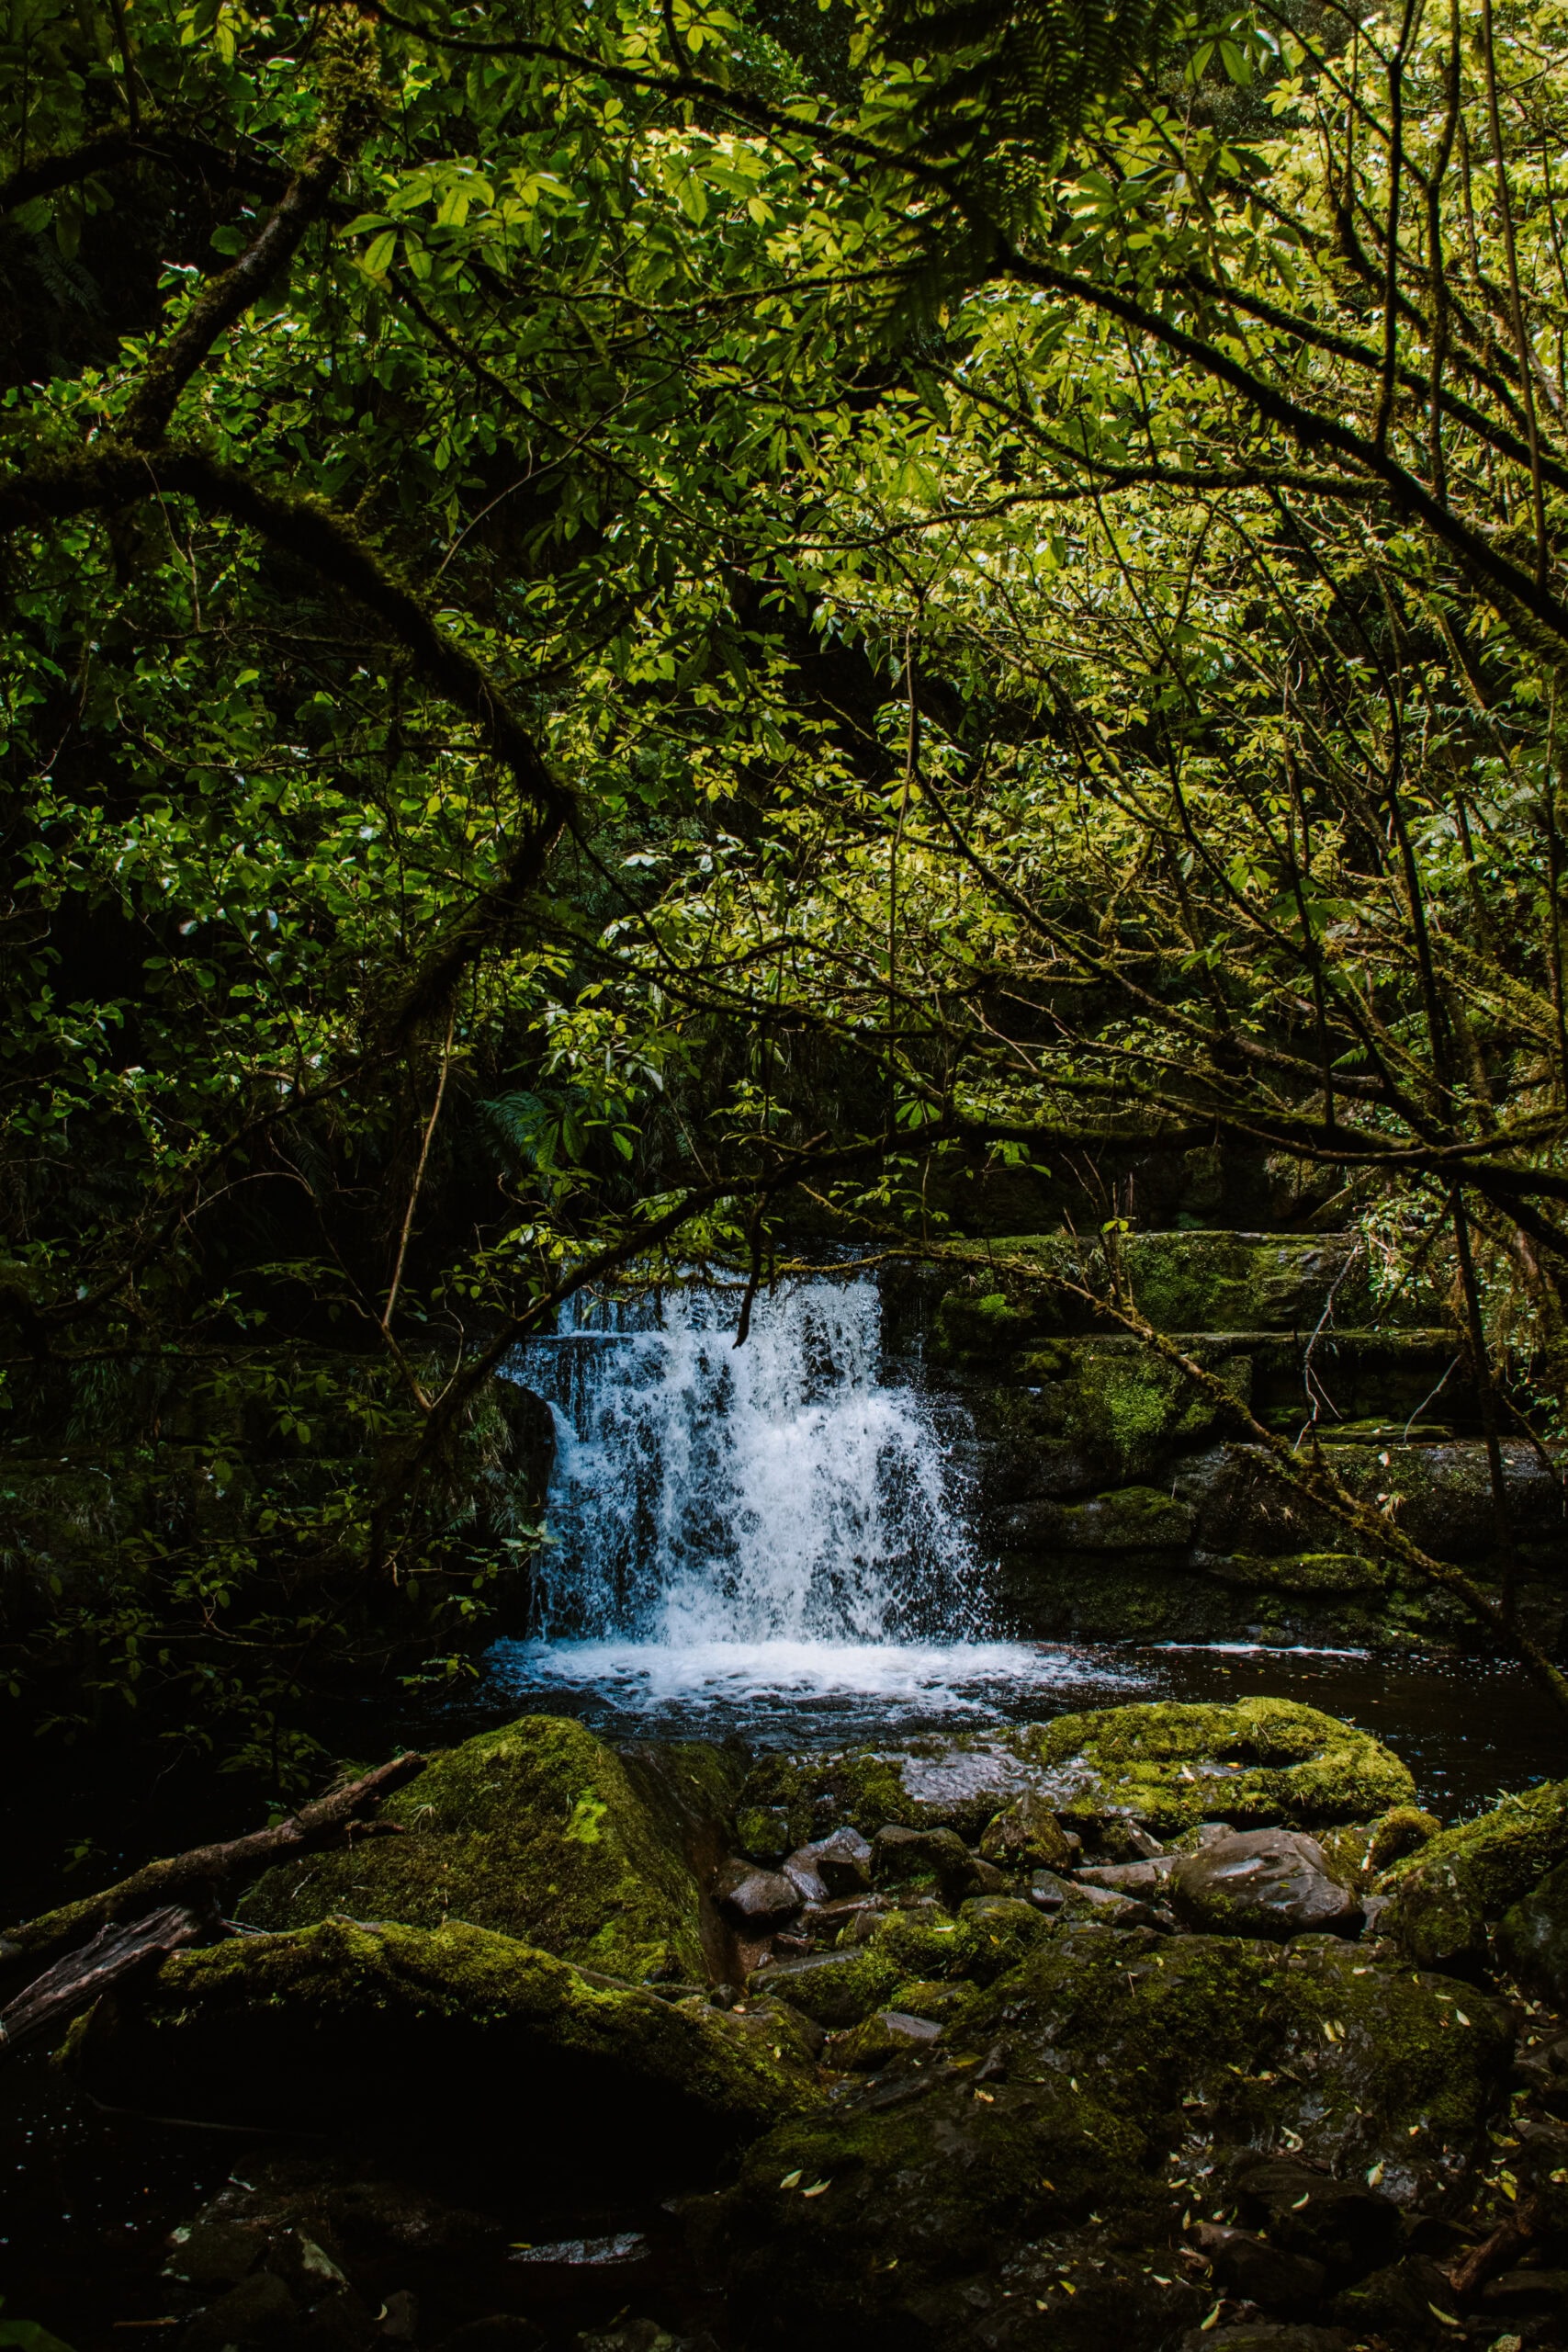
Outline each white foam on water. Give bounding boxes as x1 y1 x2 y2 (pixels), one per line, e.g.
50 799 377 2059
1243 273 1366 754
489 1634 1131 1714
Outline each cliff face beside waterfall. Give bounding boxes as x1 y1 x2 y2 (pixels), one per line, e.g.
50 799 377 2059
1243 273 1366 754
908 1228 1566 1657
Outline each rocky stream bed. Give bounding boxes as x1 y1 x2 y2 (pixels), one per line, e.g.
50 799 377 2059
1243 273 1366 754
6 1696 1568 2352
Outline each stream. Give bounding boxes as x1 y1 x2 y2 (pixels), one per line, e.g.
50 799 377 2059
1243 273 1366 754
488 1268 1564 1815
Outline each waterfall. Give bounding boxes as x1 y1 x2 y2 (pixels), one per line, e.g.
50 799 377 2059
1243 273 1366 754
514 1272 985 1644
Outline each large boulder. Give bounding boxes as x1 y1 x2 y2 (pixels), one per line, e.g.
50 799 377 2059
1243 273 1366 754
695 1928 1512 2351
74 1917 818 2182
1168 1829 1361 1939
1377 1779 1568 1973
237 1716 742 1983
1014 1699 1415 1837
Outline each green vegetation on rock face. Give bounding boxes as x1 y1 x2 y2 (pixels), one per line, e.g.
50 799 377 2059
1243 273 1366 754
237 1714 726 1982
1019 1700 1416 1834
1379 1781 1568 1973
1497 1860 1568 2006
74 1917 818 2174
705 1930 1511 2351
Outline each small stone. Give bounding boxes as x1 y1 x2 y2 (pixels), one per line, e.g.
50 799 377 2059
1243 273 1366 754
1077 1858 1174 1894
781 1850 828 1905
376 2293 419 2346
1169 1829 1362 1940
1027 1869 1156 1927
801 1826 874 1896
824 2008 943 2071
1196 2223 1325 2313
714 1861 801 1930
978 1792 1077 1872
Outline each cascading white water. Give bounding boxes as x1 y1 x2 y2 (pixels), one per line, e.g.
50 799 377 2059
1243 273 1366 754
522 1272 984 1644
486 1270 1136 1733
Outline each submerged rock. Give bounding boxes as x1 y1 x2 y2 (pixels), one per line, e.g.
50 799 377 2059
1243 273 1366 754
1168 1829 1361 1940
1015 1699 1416 1837
75 1917 819 2180
236 1715 740 1983
1378 1778 1568 1972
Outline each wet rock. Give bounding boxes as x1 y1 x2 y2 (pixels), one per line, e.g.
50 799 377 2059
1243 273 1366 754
801 1893 886 1943
715 1861 800 1930
877 1975 979 2025
237 1714 742 1984
694 1930 1507 2350
183 2273 300 2352
1378 1779 1568 1974
1480 2267 1568 2314
871 1823 1000 1902
1169 1830 1362 1940
77 1917 819 2180
1497 1860 1568 2005
1014 1698 1416 1838
738 1736 1036 1850
1027 1868 1156 1927
1195 2224 1326 2312
1229 2158 1402 2283
1077 1858 1174 1894
750 1947 899 2030
376 2293 419 2346
977 1791 1078 1871
778 1851 825 1905
802 1827 874 1895
825 2008 942 2070
1329 2255 1465 2339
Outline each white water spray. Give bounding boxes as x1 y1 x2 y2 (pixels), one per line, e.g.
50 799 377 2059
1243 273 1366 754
516 1272 985 1644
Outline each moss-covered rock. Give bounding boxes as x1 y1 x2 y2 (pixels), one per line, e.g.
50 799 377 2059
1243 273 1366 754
1380 1781 1568 1973
696 1928 1510 2352
737 1736 1032 1849
74 1917 819 2179
1496 1860 1568 2003
977 1789 1077 1871
238 1714 734 1983
749 1948 902 2030
1015 1698 1415 1836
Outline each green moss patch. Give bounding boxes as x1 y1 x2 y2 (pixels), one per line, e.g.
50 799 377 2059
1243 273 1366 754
1379 1779 1568 1972
1016 1698 1415 1834
237 1713 722 1982
75 1917 819 2178
701 1928 1508 2351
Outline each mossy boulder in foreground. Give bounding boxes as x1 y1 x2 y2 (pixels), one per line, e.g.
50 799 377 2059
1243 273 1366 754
1014 1697 1415 1835
1377 1778 1568 1972
74 1917 818 2181
237 1713 739 1982
697 1928 1511 2352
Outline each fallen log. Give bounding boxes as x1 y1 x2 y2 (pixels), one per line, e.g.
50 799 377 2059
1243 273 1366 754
0 1900 215 2054
0 1751 427 1981
1447 2197 1540 2300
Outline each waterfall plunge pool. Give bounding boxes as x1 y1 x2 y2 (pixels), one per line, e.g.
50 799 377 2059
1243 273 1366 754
486 1268 1565 1816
